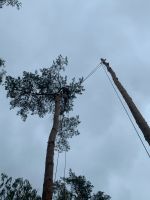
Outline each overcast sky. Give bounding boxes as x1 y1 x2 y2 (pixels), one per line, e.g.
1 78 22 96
1 0 150 199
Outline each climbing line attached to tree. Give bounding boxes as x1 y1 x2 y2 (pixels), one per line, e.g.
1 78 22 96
83 63 101 82
54 151 59 182
80 58 150 158
54 62 101 187
54 58 150 198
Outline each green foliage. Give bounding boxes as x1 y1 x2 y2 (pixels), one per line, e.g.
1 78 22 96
0 173 41 200
53 169 111 200
0 59 5 67
91 191 111 200
4 55 84 121
4 55 85 151
0 58 6 84
55 115 80 152
0 0 21 9
0 172 111 200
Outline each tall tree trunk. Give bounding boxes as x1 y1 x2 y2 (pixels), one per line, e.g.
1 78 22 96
101 59 150 145
42 95 61 200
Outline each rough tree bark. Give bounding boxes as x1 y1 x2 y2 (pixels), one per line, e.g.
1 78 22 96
101 58 150 145
42 95 61 200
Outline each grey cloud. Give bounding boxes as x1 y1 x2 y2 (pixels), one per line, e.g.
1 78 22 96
1 0 150 199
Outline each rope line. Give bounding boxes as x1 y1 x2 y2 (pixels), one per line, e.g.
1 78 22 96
64 150 67 200
54 114 62 183
54 60 150 196
101 64 150 158
54 65 100 182
83 63 101 82
54 151 59 182
64 150 67 179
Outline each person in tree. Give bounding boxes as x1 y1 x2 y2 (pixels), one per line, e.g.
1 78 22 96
60 85 71 114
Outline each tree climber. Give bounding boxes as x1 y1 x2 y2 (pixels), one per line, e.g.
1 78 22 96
60 85 71 114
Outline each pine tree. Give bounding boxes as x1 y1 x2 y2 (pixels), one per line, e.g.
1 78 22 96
3 55 85 200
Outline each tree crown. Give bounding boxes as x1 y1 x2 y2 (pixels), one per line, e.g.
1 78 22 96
4 55 84 121
4 55 85 152
53 169 111 200
0 173 41 200
0 0 21 9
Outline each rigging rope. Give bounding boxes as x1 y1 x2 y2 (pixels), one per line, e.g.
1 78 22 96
54 63 101 182
63 150 67 200
101 64 150 158
54 60 150 196
54 114 62 183
64 147 67 179
83 63 101 82
80 60 150 157
54 151 59 182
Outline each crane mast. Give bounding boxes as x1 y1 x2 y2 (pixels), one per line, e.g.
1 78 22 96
101 58 150 146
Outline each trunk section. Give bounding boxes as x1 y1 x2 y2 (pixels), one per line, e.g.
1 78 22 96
101 59 150 145
42 95 61 200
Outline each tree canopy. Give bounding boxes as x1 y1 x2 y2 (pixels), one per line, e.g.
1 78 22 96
0 58 6 84
53 169 111 200
0 172 111 200
55 114 80 152
3 55 84 152
0 173 41 200
0 0 21 9
4 55 84 120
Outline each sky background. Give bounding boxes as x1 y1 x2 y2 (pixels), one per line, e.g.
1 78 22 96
0 0 150 199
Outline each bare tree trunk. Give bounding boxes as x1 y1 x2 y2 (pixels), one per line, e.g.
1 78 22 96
101 59 150 145
42 95 61 200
